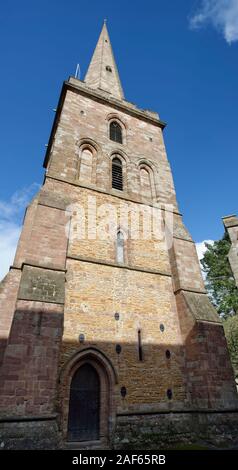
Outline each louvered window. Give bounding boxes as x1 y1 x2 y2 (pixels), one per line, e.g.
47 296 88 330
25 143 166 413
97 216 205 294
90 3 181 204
112 157 123 191
110 121 123 144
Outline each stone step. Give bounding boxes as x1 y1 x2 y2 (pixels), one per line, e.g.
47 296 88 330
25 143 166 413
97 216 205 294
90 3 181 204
63 440 110 450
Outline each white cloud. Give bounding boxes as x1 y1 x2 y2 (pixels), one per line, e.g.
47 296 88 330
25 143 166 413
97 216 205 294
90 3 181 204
0 222 21 281
189 0 238 44
196 239 214 261
196 240 214 280
0 184 39 281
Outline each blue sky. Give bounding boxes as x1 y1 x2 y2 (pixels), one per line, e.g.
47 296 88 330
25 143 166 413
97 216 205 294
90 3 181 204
0 0 238 278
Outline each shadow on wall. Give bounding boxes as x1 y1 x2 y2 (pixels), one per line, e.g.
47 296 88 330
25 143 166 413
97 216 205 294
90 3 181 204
0 307 237 417
0 307 238 449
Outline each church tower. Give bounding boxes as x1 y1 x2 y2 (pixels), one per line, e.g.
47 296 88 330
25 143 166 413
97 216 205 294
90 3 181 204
0 23 238 449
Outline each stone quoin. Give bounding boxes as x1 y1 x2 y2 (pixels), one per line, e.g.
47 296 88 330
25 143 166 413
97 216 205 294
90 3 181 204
0 22 238 449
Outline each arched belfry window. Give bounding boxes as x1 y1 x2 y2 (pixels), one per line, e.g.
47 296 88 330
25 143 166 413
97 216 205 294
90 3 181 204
116 231 124 263
112 157 123 191
110 121 123 144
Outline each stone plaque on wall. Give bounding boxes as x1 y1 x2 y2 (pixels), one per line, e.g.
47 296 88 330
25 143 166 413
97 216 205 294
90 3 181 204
18 265 65 304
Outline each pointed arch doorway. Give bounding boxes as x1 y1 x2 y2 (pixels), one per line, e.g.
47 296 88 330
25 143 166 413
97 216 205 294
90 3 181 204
68 363 100 441
63 349 118 446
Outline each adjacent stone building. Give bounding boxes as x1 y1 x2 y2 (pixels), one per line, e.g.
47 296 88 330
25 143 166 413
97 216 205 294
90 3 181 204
0 23 238 449
223 215 238 288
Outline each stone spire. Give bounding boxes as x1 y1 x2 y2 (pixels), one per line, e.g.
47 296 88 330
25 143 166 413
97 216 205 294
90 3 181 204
84 21 124 100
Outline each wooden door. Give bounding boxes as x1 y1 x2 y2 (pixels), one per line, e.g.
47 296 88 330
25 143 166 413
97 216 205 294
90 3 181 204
68 364 100 441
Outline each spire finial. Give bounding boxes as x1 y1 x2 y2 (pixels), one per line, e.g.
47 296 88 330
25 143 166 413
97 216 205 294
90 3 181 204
104 18 107 24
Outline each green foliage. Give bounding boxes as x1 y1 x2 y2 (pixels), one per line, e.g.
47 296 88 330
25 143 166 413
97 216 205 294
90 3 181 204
201 232 238 319
223 315 238 378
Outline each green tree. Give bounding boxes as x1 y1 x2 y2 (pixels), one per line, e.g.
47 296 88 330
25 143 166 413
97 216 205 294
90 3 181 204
201 232 238 319
223 315 238 383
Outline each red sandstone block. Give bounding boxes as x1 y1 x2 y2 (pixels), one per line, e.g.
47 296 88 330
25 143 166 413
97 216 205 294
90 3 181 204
39 389 51 397
0 375 19 380
25 405 37 413
3 389 15 396
4 355 22 364
15 389 27 396
16 398 25 405
33 398 46 405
